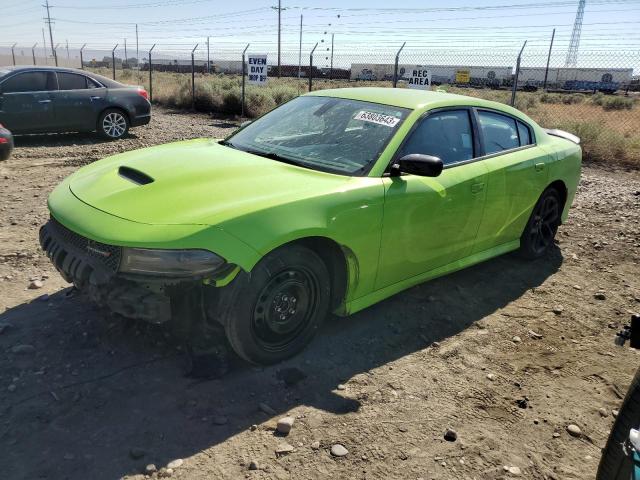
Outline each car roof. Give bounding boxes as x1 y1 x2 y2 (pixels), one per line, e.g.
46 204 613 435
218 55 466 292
306 87 516 113
0 65 123 88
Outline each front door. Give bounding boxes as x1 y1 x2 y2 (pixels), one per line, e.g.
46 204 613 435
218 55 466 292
0 70 57 133
376 108 488 290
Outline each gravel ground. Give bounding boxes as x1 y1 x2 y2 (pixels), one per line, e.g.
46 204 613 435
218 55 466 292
0 107 639 480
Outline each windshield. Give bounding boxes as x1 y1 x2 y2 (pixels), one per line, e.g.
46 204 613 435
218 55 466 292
224 96 410 175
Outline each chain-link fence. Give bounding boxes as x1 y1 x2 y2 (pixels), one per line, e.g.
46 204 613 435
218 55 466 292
3 42 639 166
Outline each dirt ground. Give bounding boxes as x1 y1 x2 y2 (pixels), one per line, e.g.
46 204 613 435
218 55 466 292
0 107 639 480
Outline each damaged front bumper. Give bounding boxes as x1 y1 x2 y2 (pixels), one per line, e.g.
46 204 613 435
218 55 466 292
39 218 235 324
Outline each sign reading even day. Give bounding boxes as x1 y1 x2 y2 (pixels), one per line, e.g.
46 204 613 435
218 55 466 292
247 55 268 85
408 67 431 89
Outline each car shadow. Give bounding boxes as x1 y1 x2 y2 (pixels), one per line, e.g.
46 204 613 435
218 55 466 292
12 131 139 148
0 249 562 479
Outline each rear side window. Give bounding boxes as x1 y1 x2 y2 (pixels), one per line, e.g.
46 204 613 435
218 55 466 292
400 110 474 165
517 120 532 146
478 111 519 154
86 77 102 88
1 71 56 93
57 72 89 90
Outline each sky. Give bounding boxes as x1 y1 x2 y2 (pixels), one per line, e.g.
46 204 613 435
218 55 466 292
1 0 639 68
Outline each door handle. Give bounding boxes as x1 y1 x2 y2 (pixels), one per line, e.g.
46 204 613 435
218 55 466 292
38 99 51 104
90 96 101 101
471 182 485 194
535 162 545 172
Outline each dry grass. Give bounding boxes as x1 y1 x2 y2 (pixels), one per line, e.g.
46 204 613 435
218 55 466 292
91 68 640 168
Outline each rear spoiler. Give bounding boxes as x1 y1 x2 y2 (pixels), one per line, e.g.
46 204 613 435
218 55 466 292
544 128 580 145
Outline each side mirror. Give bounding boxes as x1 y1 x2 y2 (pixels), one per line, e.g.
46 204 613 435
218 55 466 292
391 154 443 177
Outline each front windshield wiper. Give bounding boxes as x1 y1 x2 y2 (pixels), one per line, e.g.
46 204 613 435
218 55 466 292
238 148 308 168
218 139 236 148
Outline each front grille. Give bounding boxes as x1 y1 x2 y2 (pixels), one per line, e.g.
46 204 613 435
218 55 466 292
50 217 122 272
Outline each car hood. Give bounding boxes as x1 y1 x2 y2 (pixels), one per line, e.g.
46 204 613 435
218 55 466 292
68 138 354 226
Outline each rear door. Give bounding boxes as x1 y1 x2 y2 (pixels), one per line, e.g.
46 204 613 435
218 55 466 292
471 109 550 253
50 72 107 131
0 70 57 133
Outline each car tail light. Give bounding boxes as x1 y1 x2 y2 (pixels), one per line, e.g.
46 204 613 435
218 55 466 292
0 138 8 144
137 88 149 100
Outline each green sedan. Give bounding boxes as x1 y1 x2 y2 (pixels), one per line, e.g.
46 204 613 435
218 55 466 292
39 88 581 365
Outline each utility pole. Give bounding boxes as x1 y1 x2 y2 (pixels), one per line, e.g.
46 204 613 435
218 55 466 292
66 39 69 59
278 0 281 77
207 36 210 73
124 38 128 67
44 0 55 58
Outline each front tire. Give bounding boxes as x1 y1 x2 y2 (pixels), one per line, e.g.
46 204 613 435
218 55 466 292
519 187 562 259
222 245 331 365
97 109 129 140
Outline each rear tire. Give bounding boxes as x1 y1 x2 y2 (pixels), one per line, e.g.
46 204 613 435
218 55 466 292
519 187 561 259
221 244 331 365
97 108 129 140
597 367 640 480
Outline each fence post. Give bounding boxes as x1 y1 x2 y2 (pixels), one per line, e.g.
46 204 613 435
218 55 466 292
148 44 156 102
241 43 250 118
112 43 119 80
11 43 16 65
79 43 87 69
543 29 555 91
510 40 527 107
393 42 406 88
329 33 334 80
191 43 199 110
32 43 38 65
309 42 318 92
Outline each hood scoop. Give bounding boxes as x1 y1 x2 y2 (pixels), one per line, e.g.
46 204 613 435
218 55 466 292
118 166 154 185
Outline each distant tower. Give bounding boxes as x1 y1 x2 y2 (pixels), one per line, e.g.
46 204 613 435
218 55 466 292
565 0 586 67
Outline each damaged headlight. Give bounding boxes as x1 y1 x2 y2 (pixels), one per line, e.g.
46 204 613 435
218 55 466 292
120 248 226 277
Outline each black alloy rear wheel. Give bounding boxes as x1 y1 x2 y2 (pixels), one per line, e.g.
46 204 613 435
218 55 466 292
520 187 562 259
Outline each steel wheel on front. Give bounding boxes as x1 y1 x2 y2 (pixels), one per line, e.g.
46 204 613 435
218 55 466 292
251 267 320 354
520 187 562 259
221 244 331 365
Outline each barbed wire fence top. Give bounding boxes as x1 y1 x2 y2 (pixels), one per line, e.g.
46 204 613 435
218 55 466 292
1 1 639 167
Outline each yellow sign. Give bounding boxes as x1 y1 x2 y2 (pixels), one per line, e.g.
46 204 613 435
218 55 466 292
455 70 470 83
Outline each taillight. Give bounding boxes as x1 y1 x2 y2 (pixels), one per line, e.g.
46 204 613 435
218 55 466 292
137 88 149 101
0 138 8 144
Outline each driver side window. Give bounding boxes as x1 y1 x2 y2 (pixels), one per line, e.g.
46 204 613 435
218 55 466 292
399 110 474 165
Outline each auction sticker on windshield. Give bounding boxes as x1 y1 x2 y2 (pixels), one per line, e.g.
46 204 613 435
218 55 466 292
353 111 401 127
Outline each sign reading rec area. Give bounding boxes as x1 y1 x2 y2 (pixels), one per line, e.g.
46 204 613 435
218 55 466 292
248 55 268 85
408 67 431 89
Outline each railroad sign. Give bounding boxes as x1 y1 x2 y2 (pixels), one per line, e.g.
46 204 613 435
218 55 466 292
455 69 470 84
408 67 431 89
247 55 268 85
